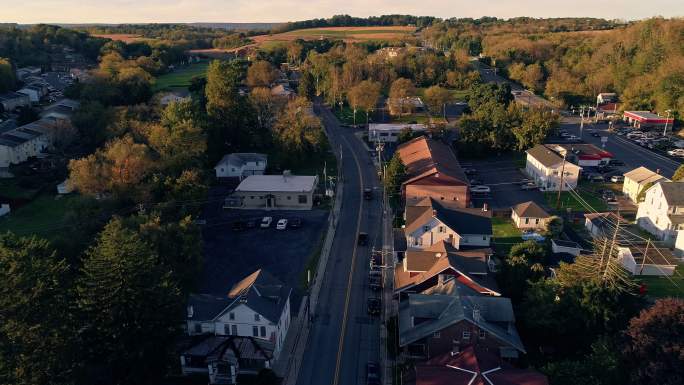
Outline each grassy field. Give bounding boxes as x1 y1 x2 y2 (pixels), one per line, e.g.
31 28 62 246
91 33 154 43
544 189 608 213
0 194 80 238
492 217 523 256
639 263 684 298
253 26 415 45
153 61 209 91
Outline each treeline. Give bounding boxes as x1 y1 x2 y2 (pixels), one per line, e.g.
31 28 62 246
273 14 438 33
0 24 107 66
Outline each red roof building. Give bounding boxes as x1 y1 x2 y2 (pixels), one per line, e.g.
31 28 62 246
623 111 674 129
406 346 548 385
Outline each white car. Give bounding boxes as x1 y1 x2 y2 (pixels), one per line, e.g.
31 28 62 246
567 135 580 141
471 185 491 193
667 149 684 157
276 219 288 230
260 216 273 228
610 175 625 183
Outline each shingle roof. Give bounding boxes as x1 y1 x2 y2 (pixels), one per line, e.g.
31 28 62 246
216 153 268 169
396 136 468 186
512 201 550 218
623 166 669 185
526 144 564 168
659 182 684 207
405 198 492 236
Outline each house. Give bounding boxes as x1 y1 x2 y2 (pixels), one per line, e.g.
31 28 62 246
551 239 581 256
623 166 669 203
214 153 267 179
525 144 582 191
17 83 48 103
180 335 275 385
0 91 30 112
270 84 295 99
397 136 470 207
623 111 674 130
543 143 613 167
637 182 684 244
404 198 492 250
398 287 525 360
617 246 678 276
511 201 550 230
41 99 80 120
584 212 622 238
368 123 426 143
388 96 425 115
15 66 41 81
405 346 548 385
394 240 499 296
597 93 618 105
186 269 291 358
0 118 60 168
224 172 318 210
159 90 191 106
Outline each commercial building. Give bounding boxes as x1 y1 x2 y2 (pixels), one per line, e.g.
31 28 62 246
623 111 674 130
224 172 318 210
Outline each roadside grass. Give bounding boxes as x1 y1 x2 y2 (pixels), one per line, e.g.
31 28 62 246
639 263 684 298
153 61 209 91
0 193 81 238
492 217 523 256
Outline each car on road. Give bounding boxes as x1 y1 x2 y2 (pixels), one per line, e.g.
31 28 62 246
289 217 302 228
363 188 373 200
276 219 288 230
667 149 684 157
367 298 381 316
591 132 601 138
469 179 483 185
366 362 381 385
610 175 625 183
471 185 491 193
358 232 368 246
521 182 538 190
260 216 273 228
566 135 581 141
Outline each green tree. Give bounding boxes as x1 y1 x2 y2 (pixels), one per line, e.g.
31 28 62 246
298 70 316 99
0 57 15 93
0 234 73 385
246 60 278 88
147 118 206 173
497 241 545 303
385 153 407 206
273 97 324 153
347 80 381 126
512 107 559 150
423 85 451 118
388 78 416 115
544 216 564 238
76 218 182 384
71 101 115 151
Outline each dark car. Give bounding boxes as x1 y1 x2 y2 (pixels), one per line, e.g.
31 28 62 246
609 159 625 166
591 132 601 138
366 362 381 385
358 232 368 246
367 298 381 316
363 188 373 200
289 217 303 228
463 168 477 175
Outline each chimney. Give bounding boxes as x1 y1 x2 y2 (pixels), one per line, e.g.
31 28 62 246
656 169 661 174
187 305 194 318
473 308 480 322
432 209 437 217
482 203 488 212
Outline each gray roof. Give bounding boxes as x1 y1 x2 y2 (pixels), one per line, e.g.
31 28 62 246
623 166 669 185
183 335 274 365
405 198 492 236
0 91 29 101
398 291 524 353
0 119 54 147
526 144 564 168
659 182 684 207
216 153 267 168
512 201 550 219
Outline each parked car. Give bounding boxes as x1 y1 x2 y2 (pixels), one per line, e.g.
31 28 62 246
591 132 601 138
667 149 684 157
245 219 257 229
289 217 302 228
567 135 581 141
610 175 625 183
363 188 373 200
276 219 288 230
585 173 604 182
469 179 483 185
367 298 381 316
260 216 273 228
560 132 571 138
366 362 381 385
521 182 538 190
358 232 368 246
471 185 491 193
602 190 616 201
521 231 546 242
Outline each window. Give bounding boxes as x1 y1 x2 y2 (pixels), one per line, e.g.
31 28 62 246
462 331 471 340
525 218 529 224
535 218 539 224
438 226 444 233
220 168 224 172
231 325 237 335
229 312 235 320
255 314 260 322
433 332 441 338
479 330 486 339
260 326 266 337
423 226 430 232
287 196 291 200
253 326 259 337
194 323 201 333
298 195 308 204
224 324 231 335
483 236 487 241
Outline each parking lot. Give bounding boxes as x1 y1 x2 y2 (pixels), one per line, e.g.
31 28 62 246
462 155 548 210
200 187 329 306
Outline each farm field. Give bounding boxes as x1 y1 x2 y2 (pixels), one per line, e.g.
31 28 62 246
252 26 416 44
91 33 153 43
153 61 209 91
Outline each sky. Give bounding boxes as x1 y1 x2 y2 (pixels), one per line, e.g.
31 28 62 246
1 0 682 24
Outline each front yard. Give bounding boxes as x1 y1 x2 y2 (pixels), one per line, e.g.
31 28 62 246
491 217 523 256
639 263 684 299
544 189 608 213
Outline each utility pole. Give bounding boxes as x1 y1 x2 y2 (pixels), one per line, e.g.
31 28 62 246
640 239 651 275
662 110 672 136
605 215 621 279
579 106 585 137
555 153 567 210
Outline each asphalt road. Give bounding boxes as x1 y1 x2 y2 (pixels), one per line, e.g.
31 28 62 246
296 102 383 385
560 118 681 178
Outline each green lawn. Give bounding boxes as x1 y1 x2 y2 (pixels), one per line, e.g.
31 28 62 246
492 217 523 256
283 28 412 37
153 61 209 91
544 190 608 213
0 179 40 200
390 113 430 124
333 106 366 126
639 263 684 298
0 193 81 238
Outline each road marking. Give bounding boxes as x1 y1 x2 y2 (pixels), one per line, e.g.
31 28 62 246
332 115 366 385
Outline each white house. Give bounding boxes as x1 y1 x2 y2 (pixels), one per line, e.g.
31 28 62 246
368 123 426 143
214 153 267 179
186 269 291 359
511 201 551 230
617 246 677 276
0 118 57 168
404 197 492 250
225 172 318 210
623 166 669 203
636 182 684 244
525 144 582 191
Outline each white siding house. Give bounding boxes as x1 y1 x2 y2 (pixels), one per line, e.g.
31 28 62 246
525 145 581 192
0 119 56 168
214 153 267 179
623 166 669 203
636 182 684 244
617 246 678 276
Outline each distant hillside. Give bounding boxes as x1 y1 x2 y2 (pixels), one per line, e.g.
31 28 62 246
188 23 282 31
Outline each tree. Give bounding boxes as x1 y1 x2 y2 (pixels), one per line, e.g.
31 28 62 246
388 78 416 115
76 218 182 384
672 165 684 181
497 241 545 303
544 216 564 238
397 127 416 144
72 102 115 151
385 153 407 206
623 298 684 385
298 70 316 99
637 181 655 203
287 41 304 65
272 97 324 153
249 87 281 131
147 117 206 173
0 57 15 92
247 60 278 88
347 80 381 126
423 85 451 118
512 107 559 150
0 234 73 385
